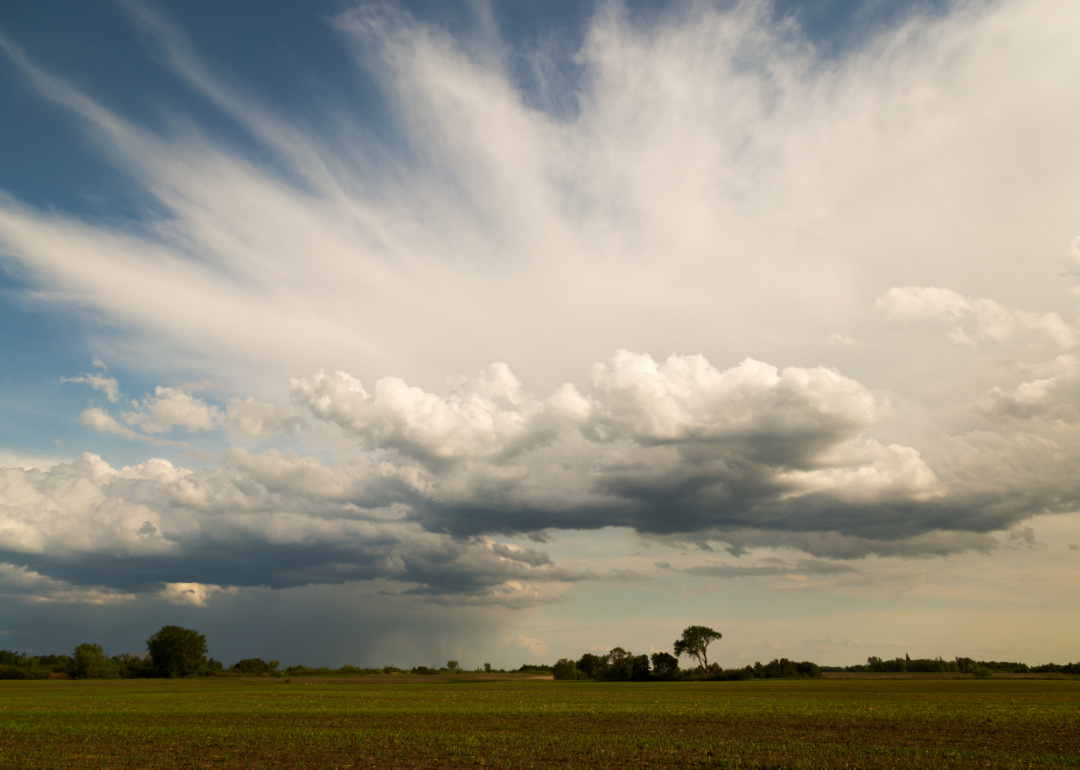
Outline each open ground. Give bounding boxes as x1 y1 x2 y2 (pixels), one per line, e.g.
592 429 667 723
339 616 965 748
1 677 1078 769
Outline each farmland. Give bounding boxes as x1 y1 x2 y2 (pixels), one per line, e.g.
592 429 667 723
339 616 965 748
1 677 1078 769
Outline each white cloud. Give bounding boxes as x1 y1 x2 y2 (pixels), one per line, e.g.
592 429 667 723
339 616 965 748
0 0 1076 399
122 385 219 434
0 562 136 605
79 408 146 441
159 582 236 607
61 372 120 402
877 286 1077 347
1 0 1080 637
225 397 304 439
979 355 1080 421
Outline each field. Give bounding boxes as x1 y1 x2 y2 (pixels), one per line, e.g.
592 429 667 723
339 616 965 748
1 677 1078 769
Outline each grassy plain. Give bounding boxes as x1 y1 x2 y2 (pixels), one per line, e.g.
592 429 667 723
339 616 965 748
1 677 1078 769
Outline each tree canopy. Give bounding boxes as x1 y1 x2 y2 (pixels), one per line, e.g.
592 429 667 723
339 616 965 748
673 625 722 670
146 625 208 678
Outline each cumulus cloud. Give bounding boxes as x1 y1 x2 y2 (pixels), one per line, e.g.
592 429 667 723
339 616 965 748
288 350 953 544
0 453 587 604
121 385 219 435
978 355 1080 422
2 0 1080 607
225 397 304 439
877 287 1077 348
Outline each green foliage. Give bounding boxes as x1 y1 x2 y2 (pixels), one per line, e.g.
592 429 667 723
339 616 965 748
146 625 208 678
551 658 578 680
973 666 993 678
0 649 26 666
446 660 460 672
70 643 120 679
232 658 272 675
605 647 634 680
673 625 722 670
515 664 552 675
576 653 605 680
112 653 154 679
650 651 679 680
630 654 651 681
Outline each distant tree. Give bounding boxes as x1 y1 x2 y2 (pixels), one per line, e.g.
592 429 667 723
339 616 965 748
631 655 651 681
446 660 460 672
673 626 722 670
484 662 492 673
552 658 578 680
0 650 25 667
233 658 271 675
576 653 606 680
606 647 635 680
146 626 208 678
650 652 679 680
71 643 120 679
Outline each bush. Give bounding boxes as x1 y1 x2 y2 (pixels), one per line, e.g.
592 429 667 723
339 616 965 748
973 667 992 678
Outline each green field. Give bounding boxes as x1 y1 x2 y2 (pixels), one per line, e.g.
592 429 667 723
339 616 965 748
1 677 1078 769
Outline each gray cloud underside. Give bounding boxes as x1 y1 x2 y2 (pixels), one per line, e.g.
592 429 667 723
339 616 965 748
6 343 1080 597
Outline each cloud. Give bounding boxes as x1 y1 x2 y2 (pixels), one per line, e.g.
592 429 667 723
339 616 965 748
225 397 304 439
287 350 958 546
79 408 148 441
1 0 1080 612
877 287 1077 348
0 453 587 604
1 0 1077 398
679 558 857 579
978 355 1080 422
0 562 136 605
61 372 120 402
121 385 220 434
159 582 236 607
507 634 550 659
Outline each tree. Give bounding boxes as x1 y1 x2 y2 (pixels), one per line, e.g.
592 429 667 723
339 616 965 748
146 626 208 678
606 647 634 680
70 643 120 679
576 653 605 680
673 625 722 670
650 651 679 680
233 658 270 675
552 658 578 680
446 660 460 672
631 654 651 681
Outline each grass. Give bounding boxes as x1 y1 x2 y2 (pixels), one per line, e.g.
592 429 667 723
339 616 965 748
1 677 1078 768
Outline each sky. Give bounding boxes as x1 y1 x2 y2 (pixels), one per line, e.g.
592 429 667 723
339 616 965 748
1 0 1078 670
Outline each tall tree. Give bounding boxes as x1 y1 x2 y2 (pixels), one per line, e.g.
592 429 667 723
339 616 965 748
146 626 208 678
673 625 722 670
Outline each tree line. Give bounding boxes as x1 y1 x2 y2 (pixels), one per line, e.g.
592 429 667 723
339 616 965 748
551 626 822 681
4 624 1078 681
822 655 1080 677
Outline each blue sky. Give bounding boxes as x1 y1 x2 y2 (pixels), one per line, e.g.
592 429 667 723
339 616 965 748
1 0 1079 669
